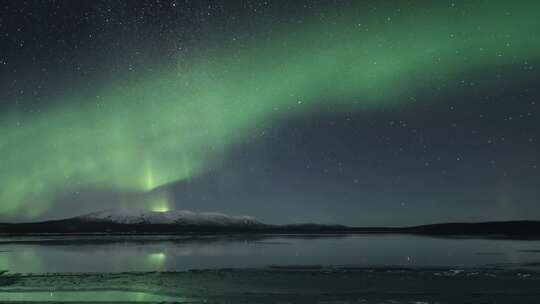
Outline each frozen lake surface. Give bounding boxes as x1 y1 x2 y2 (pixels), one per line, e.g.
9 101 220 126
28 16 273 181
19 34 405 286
1 234 540 273
1 234 540 302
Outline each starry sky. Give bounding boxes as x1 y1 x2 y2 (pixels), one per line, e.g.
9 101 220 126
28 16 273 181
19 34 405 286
0 0 539 225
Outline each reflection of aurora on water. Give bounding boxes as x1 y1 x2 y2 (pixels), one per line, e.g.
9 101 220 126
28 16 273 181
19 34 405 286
0 291 178 302
1 234 539 302
0 250 41 274
146 252 167 269
1 1 540 219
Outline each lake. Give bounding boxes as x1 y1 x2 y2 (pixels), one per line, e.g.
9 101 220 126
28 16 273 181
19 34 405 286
1 234 540 302
1 234 540 273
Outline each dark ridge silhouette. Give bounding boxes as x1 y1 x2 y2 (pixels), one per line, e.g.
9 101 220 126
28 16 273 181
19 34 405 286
1 212 540 237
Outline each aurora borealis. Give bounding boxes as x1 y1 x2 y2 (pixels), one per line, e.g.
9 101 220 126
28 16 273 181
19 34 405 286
1 1 539 224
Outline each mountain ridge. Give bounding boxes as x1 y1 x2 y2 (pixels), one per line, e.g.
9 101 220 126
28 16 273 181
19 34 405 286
1 209 540 236
77 209 260 226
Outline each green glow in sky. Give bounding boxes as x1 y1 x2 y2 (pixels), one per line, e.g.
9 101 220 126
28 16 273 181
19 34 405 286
1 1 539 218
148 191 172 213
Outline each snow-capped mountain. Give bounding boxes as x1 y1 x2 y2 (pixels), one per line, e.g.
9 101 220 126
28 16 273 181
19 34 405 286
77 209 261 227
0 209 355 234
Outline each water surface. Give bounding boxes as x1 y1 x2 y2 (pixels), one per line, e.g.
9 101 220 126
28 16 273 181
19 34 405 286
1 234 540 273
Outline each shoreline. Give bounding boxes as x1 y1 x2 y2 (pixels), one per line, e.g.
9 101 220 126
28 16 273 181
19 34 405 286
2 267 540 303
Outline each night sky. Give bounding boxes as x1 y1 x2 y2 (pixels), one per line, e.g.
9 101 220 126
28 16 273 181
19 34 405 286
0 1 539 225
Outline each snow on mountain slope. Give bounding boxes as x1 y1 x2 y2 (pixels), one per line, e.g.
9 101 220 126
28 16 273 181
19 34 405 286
77 209 262 226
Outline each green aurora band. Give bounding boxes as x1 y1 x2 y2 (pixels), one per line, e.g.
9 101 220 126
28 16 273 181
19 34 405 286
1 1 539 218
